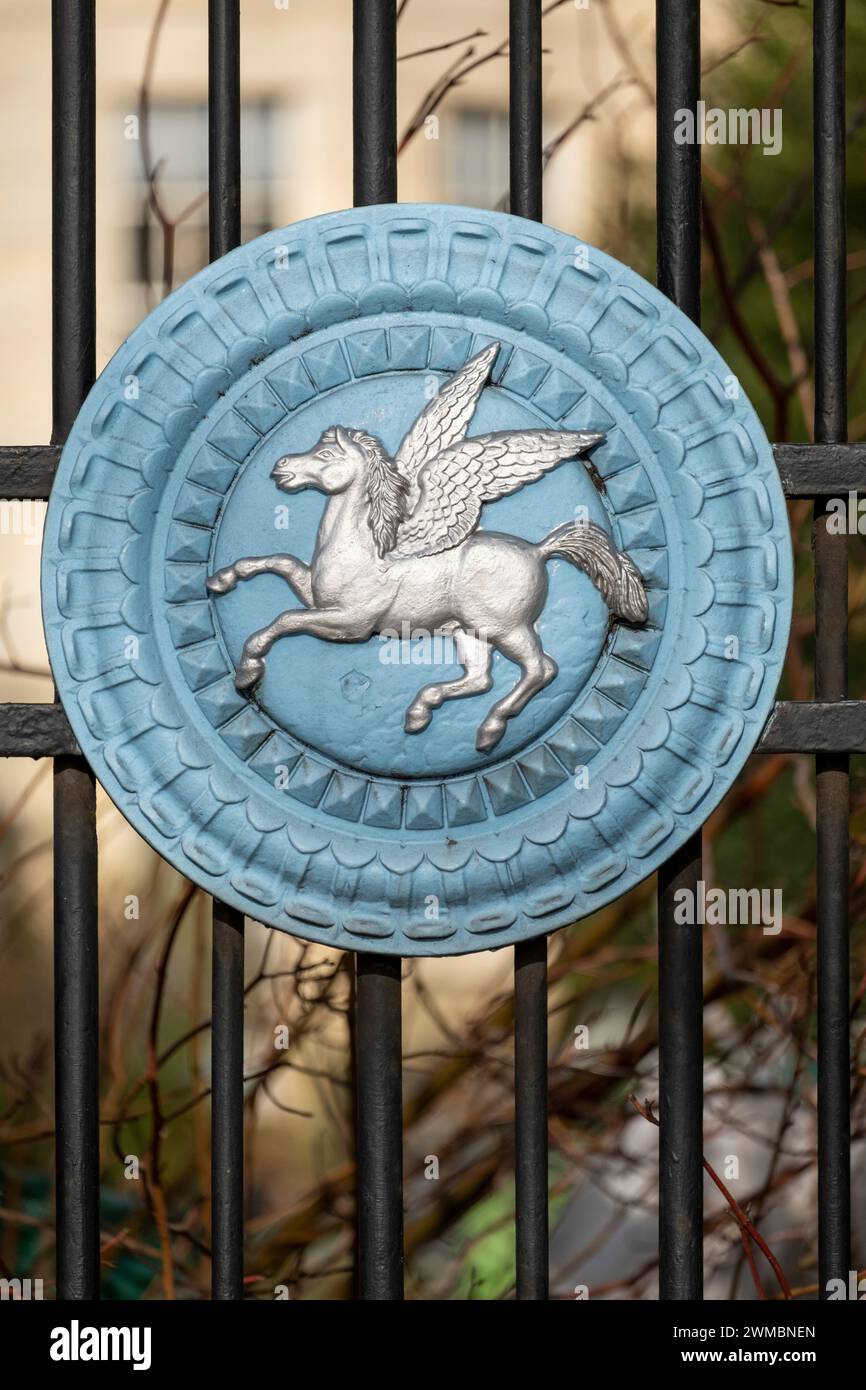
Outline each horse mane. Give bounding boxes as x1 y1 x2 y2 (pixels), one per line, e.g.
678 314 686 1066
346 429 409 557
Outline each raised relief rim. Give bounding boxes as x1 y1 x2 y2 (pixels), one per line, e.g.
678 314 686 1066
41 204 792 955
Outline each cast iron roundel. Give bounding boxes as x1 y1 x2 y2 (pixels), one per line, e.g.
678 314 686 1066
42 205 792 956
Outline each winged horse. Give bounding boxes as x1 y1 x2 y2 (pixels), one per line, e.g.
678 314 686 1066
206 342 647 752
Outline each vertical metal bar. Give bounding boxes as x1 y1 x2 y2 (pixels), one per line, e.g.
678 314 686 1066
355 956 404 1300
655 1 701 321
657 838 704 1298
514 935 548 1299
211 902 245 1300
655 0 703 1301
813 0 850 1297
207 0 239 261
352 0 403 1303
53 764 99 1300
353 0 397 207
208 0 245 1301
209 0 241 261
509 0 549 1300
509 0 542 221
51 0 100 1303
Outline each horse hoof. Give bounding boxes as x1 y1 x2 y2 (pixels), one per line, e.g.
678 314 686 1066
404 706 431 734
206 568 234 594
476 719 505 752
235 657 265 691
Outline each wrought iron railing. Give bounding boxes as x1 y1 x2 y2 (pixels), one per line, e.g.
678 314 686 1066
0 0 855 1301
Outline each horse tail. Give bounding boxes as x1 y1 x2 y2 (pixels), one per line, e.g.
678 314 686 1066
538 521 648 623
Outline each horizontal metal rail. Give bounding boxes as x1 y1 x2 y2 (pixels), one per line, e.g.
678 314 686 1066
6 442 866 503
759 700 865 754
0 444 61 498
0 704 80 756
775 442 866 496
2 699 866 761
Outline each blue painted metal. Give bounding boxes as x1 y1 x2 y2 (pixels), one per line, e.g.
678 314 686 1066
41 204 792 956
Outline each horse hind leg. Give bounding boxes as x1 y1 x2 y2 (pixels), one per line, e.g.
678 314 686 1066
476 625 557 752
404 629 493 735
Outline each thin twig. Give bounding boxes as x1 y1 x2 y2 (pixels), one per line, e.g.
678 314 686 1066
398 31 487 62
630 1096 794 1300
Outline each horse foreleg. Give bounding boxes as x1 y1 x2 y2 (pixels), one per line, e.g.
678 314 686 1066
404 630 493 734
476 626 557 752
236 607 373 691
207 554 313 606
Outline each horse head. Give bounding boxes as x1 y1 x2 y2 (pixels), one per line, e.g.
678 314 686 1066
271 426 369 494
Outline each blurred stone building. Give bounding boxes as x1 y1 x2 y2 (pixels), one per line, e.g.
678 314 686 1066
0 0 681 440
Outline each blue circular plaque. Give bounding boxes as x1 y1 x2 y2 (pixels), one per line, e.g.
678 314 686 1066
42 205 792 955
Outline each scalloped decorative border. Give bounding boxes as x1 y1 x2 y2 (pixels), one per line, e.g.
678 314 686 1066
42 204 792 956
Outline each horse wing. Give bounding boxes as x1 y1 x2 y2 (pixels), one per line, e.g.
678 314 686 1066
389 429 605 560
394 342 499 491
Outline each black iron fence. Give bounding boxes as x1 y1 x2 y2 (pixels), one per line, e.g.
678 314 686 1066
0 0 860 1301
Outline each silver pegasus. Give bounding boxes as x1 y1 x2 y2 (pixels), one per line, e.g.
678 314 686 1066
206 341 647 752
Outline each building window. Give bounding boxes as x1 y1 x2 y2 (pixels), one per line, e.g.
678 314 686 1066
123 101 275 291
446 107 510 210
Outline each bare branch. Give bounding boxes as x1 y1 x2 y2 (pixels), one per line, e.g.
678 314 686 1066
399 30 487 62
